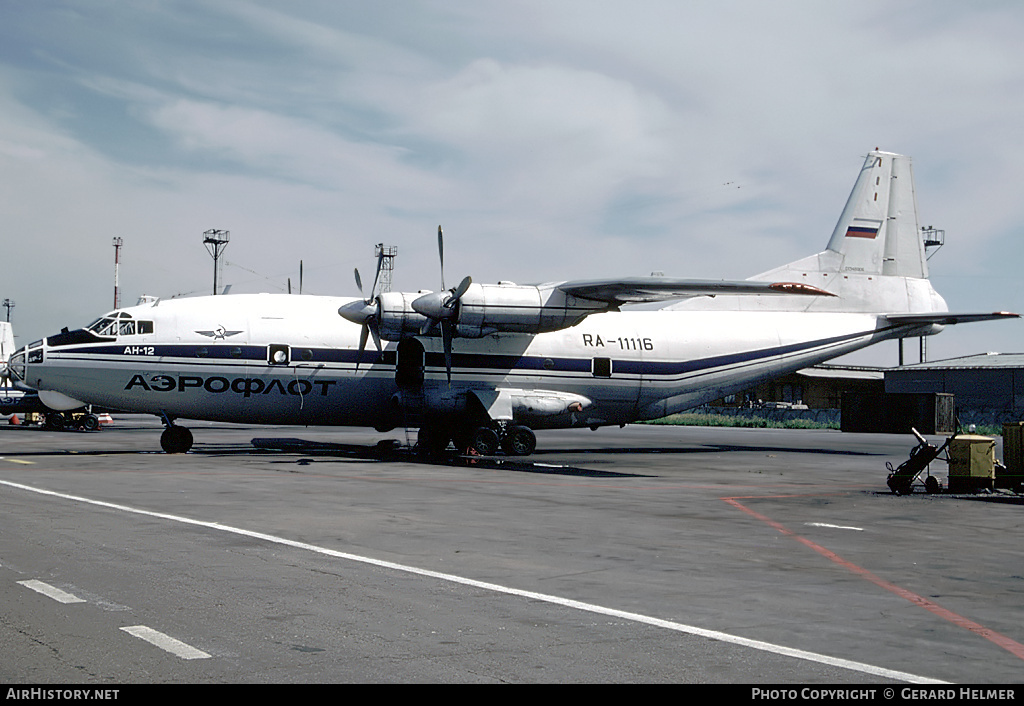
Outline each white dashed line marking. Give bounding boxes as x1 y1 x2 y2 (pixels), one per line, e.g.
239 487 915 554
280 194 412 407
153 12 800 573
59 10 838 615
18 579 86 604
806 522 864 531
120 625 211 660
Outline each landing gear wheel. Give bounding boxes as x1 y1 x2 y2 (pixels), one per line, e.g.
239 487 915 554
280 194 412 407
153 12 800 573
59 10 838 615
470 426 500 456
160 426 193 454
81 414 100 431
45 412 65 431
502 425 536 457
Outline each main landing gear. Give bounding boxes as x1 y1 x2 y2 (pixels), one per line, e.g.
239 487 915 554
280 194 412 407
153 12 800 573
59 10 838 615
418 421 537 460
160 418 193 454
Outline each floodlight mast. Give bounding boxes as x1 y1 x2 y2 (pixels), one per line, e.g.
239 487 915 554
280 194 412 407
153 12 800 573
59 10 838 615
375 243 397 293
112 237 123 309
203 229 230 295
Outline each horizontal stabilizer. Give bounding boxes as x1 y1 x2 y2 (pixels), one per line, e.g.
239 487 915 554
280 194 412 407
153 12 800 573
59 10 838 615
558 278 834 305
883 311 1019 326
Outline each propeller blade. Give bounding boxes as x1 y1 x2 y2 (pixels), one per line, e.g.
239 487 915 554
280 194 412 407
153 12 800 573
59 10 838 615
451 275 472 304
370 248 384 299
441 319 454 384
368 319 382 355
354 267 364 296
437 225 445 290
354 318 383 371
356 323 370 371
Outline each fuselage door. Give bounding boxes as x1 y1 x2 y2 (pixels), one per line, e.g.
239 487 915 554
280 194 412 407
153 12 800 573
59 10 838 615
396 338 424 389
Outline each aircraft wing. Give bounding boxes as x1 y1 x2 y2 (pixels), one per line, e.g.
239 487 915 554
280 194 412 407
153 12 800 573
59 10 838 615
883 312 1020 326
556 277 835 305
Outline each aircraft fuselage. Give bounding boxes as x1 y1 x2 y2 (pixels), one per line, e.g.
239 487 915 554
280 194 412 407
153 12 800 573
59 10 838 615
11 293 921 433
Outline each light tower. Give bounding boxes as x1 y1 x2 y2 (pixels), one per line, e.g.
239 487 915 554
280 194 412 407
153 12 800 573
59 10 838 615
112 237 123 309
2 298 13 323
375 243 397 293
203 229 230 295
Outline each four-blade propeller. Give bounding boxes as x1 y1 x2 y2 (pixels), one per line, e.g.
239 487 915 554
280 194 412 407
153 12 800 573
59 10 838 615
339 226 471 383
337 249 385 367
412 227 471 383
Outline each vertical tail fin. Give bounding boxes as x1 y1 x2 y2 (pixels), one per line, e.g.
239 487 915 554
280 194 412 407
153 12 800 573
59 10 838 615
670 150 947 314
735 149 945 314
0 322 13 364
824 150 928 279
0 322 14 389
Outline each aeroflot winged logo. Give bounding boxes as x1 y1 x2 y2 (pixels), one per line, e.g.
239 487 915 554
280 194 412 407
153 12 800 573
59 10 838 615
195 325 243 340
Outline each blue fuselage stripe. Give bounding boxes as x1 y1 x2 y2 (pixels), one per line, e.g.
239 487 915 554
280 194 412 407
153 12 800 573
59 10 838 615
49 324 890 379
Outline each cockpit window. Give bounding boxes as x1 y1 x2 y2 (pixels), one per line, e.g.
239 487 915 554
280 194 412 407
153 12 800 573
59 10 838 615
88 317 120 336
86 316 153 337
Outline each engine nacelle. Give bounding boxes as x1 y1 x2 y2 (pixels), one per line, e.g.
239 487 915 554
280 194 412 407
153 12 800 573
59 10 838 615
453 283 609 338
364 283 613 342
376 291 430 341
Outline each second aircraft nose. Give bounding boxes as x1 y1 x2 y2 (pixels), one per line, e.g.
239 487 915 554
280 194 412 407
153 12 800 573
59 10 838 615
4 348 27 386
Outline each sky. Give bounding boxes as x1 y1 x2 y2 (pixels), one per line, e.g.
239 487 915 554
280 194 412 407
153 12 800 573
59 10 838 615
1 0 1022 367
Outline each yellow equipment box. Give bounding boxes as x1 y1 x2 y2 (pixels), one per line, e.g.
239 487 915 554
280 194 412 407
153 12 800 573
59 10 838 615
948 435 996 492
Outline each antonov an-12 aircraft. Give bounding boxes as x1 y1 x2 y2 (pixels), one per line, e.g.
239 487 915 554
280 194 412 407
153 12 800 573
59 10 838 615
6 150 1017 455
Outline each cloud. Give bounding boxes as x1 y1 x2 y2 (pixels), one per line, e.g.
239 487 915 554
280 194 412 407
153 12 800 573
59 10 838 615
0 1 1021 362
412 59 677 214
143 98 442 198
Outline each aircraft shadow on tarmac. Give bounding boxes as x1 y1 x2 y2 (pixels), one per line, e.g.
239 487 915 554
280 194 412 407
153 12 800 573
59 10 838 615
247 438 648 478
244 435 882 477
0 429 877 478
529 444 884 457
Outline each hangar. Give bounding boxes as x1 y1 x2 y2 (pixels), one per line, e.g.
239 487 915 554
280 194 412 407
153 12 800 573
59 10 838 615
885 353 1024 426
706 353 1024 432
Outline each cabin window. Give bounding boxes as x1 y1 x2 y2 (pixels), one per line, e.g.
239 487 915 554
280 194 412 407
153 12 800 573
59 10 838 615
268 344 290 365
592 357 612 378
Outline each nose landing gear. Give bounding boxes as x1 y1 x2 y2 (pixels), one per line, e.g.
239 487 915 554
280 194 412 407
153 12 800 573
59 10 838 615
160 415 194 454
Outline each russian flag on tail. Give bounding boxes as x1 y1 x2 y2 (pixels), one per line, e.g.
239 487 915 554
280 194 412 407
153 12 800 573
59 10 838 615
845 219 882 239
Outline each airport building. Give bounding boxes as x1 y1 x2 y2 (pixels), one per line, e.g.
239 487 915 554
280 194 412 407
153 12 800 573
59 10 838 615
885 352 1024 426
708 353 1024 431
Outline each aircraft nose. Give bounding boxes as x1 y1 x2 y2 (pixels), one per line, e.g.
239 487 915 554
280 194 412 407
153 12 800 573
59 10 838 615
5 343 44 391
5 348 26 384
